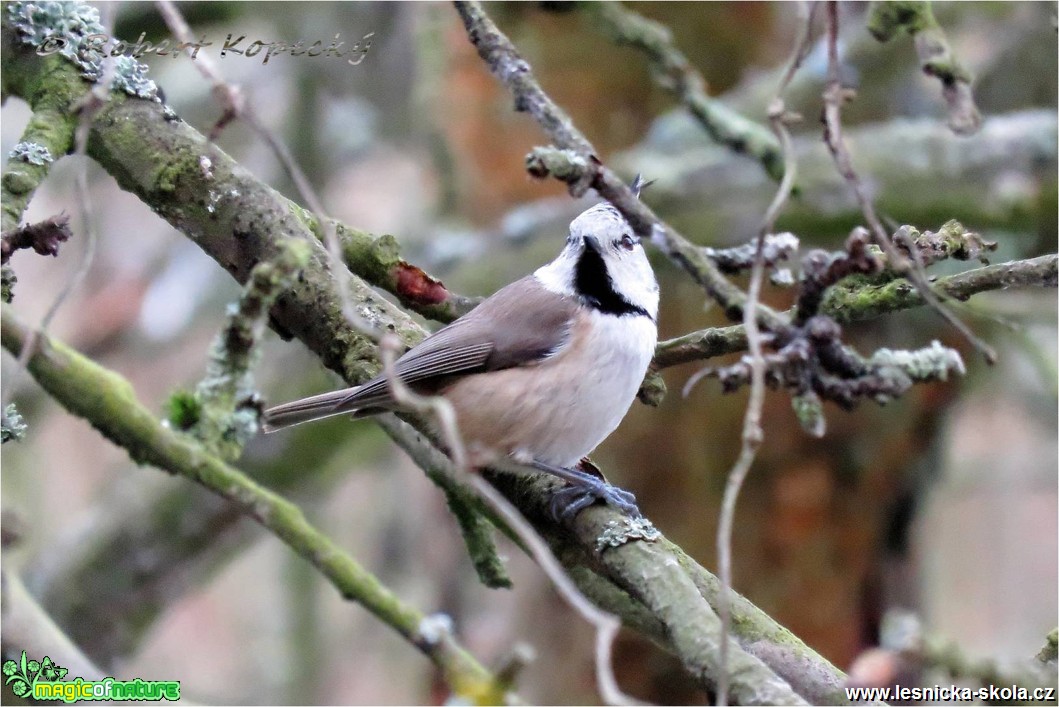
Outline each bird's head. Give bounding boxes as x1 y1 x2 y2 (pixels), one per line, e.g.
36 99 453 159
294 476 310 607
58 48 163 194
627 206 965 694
535 177 659 320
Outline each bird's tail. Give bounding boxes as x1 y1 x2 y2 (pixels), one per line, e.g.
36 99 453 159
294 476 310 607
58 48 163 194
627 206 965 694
261 388 361 433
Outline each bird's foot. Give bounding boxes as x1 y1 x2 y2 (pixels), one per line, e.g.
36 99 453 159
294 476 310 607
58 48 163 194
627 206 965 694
548 481 641 521
530 460 641 521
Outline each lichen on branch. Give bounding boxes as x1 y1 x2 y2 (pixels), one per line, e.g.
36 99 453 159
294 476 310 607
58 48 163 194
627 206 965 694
1 403 28 443
652 253 1058 372
171 240 311 461
6 0 159 98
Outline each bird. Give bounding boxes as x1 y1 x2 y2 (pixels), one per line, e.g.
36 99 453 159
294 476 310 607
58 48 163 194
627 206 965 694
262 178 659 519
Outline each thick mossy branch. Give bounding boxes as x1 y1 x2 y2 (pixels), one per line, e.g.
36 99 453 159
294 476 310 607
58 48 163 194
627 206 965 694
582 1 785 180
0 78 78 234
179 240 311 461
0 25 81 306
90 97 419 383
866 1 980 135
486 470 844 704
0 308 508 704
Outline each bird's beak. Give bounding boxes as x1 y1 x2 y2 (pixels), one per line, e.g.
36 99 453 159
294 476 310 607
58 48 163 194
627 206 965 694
582 235 602 254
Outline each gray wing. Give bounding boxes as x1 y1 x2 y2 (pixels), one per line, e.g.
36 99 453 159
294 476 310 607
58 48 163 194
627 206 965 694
334 275 575 411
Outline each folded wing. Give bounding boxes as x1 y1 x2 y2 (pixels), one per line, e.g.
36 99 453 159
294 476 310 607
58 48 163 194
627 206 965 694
262 276 574 432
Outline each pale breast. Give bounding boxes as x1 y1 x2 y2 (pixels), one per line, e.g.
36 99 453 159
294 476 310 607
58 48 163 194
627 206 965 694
441 309 657 467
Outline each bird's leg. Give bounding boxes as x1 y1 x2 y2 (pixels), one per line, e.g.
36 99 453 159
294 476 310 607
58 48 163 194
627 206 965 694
529 460 641 520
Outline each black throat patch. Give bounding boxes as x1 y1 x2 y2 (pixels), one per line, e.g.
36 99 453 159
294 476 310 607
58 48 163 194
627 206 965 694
574 245 651 318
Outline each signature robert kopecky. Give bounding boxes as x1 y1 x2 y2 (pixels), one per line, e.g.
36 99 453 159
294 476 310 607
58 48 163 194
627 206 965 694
36 31 375 66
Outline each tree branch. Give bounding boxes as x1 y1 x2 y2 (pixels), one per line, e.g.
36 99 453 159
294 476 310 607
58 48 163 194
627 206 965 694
484 470 849 704
0 88 77 235
653 253 1058 371
0 13 92 305
823 253 1058 323
0 214 72 265
27 420 373 664
176 240 311 460
822 1 994 363
0 308 510 703
581 1 785 180
454 0 789 329
866 1 981 135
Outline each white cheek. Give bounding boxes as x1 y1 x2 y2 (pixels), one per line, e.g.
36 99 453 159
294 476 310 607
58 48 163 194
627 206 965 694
612 254 659 319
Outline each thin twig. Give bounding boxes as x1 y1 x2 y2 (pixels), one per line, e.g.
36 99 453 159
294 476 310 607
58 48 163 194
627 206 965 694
821 1 995 363
468 474 641 707
584 1 785 180
714 230 768 707
153 0 244 138
715 5 816 703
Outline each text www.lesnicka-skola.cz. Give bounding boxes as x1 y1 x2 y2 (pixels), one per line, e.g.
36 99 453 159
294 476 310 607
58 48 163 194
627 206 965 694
846 684 1057 703
36 31 375 66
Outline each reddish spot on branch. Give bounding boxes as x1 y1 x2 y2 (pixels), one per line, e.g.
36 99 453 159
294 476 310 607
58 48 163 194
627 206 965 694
394 262 450 306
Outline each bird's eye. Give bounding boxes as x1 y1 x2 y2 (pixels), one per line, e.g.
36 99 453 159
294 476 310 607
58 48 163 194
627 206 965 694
620 234 637 251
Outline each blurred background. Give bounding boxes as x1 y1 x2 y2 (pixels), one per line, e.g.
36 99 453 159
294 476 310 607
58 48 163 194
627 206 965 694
1 2 1056 704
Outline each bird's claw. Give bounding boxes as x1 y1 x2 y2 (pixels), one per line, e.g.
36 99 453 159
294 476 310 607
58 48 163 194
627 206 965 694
548 480 641 521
